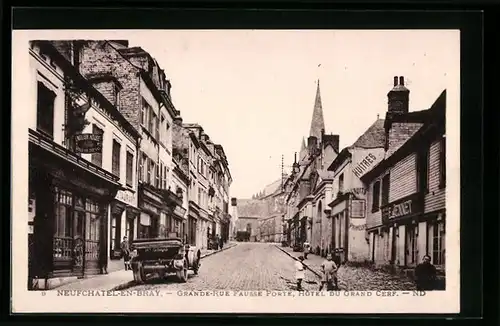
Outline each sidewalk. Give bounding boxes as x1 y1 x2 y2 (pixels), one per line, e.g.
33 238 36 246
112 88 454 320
54 242 238 291
275 245 416 291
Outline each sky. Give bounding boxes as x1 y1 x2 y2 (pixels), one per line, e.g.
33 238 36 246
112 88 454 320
102 30 459 199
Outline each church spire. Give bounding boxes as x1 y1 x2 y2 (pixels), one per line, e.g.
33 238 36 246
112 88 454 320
309 79 325 140
299 137 307 160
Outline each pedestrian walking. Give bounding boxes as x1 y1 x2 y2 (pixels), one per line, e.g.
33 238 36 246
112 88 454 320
319 253 338 291
120 236 131 271
295 256 306 291
414 255 437 291
219 236 224 250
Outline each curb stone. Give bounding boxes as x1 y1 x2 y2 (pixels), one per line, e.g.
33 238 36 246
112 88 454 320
275 245 349 291
274 245 322 278
110 243 238 291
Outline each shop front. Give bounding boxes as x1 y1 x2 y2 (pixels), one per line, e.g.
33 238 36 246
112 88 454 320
138 183 163 239
188 201 200 246
28 129 121 289
109 195 139 260
380 192 424 268
161 188 187 240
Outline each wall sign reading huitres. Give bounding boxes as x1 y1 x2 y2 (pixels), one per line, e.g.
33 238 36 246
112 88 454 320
74 133 103 154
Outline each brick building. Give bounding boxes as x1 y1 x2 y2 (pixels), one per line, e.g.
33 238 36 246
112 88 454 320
74 40 186 241
28 41 141 289
361 77 446 288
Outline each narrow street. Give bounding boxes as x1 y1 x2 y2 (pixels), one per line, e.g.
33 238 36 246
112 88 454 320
131 243 320 291
130 242 415 292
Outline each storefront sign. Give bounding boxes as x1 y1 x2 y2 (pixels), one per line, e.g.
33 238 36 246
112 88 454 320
173 205 187 219
74 133 103 154
382 199 413 222
116 189 136 206
140 213 151 226
141 201 160 215
349 223 366 231
351 199 365 218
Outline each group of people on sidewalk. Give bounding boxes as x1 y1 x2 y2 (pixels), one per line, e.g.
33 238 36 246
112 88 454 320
294 243 439 291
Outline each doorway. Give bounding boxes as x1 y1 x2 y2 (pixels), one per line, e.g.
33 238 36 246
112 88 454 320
405 224 418 266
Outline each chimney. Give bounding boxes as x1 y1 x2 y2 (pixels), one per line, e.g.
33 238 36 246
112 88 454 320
174 115 183 126
166 80 172 97
307 136 318 156
387 75 410 114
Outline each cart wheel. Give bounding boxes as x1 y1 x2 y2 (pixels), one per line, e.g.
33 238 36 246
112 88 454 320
176 260 188 283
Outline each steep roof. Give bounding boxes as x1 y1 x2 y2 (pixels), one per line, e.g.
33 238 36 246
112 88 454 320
351 119 386 149
309 80 325 139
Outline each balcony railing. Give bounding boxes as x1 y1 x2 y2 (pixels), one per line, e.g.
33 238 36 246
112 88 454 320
29 128 120 183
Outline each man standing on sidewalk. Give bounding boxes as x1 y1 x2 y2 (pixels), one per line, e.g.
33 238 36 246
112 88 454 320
414 255 437 291
120 236 131 271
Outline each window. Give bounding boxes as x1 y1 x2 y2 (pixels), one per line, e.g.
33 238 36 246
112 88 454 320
149 110 156 135
381 174 390 206
126 151 134 186
37 81 56 137
338 173 344 193
372 181 381 212
198 188 202 205
53 188 73 261
148 160 154 185
163 166 168 189
155 113 160 140
439 137 446 188
140 153 147 182
417 148 429 192
112 140 121 177
141 98 149 127
155 164 160 188
91 125 104 167
166 122 171 142
160 115 165 143
432 220 445 265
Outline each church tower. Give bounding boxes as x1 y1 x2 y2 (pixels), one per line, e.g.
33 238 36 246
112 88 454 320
307 80 326 156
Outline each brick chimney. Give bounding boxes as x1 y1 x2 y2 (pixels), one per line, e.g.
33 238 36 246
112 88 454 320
387 76 410 114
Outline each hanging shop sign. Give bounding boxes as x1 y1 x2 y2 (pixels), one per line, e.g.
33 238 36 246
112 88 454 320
74 133 103 154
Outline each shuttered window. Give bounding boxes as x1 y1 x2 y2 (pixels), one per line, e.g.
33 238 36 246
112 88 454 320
372 181 381 212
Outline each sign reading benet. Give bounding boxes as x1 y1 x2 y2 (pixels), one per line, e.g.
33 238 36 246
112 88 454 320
74 133 103 154
382 199 413 222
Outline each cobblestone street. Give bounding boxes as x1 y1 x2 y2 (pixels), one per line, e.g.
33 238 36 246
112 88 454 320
131 243 321 292
130 242 415 292
277 246 416 291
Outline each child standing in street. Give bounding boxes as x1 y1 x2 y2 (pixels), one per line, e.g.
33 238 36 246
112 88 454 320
319 253 338 291
295 256 306 291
